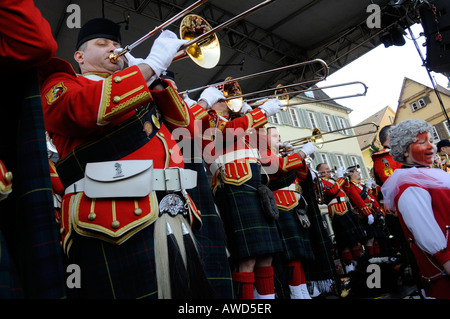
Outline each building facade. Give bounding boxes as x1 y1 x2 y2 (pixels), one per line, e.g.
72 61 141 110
267 87 369 179
395 77 450 141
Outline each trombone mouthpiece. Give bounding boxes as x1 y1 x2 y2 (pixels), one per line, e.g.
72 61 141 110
109 53 119 64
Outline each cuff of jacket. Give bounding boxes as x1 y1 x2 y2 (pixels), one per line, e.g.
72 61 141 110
433 247 450 267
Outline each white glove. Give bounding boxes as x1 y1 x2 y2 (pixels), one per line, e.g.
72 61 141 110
259 99 281 117
183 93 197 107
335 166 345 179
240 102 252 114
367 214 374 225
120 51 144 67
365 178 374 189
135 30 187 78
199 87 225 109
300 141 316 157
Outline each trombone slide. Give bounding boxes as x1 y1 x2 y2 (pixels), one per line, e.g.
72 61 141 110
109 0 208 63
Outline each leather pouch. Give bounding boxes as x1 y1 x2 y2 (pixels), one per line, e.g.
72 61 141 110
84 160 153 198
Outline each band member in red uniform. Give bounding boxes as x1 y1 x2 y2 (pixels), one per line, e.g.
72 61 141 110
39 18 221 299
382 119 450 299
188 86 318 299
1 0 67 298
317 164 366 274
344 166 385 258
267 127 315 299
372 125 403 186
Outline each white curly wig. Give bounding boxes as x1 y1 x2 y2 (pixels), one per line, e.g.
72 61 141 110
389 119 433 163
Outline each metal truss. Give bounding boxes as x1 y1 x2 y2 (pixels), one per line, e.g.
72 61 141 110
104 0 418 91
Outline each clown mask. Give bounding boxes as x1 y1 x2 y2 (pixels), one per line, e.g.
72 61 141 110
404 131 437 166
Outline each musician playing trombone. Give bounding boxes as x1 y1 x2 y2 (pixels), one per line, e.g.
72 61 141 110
187 84 320 299
39 18 222 299
316 164 366 275
343 166 386 260
266 127 315 299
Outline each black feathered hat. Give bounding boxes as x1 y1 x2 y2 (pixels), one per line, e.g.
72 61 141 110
76 18 121 50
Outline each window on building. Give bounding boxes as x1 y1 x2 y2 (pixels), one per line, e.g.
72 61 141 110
445 120 450 134
411 102 419 112
432 126 440 141
350 156 359 167
269 112 281 124
336 155 345 168
289 108 300 127
324 115 333 131
320 153 328 165
411 97 428 112
338 117 349 135
418 98 426 108
307 111 318 128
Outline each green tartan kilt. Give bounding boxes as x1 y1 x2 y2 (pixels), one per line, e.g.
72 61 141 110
219 164 283 261
332 203 367 251
67 225 159 299
277 208 315 262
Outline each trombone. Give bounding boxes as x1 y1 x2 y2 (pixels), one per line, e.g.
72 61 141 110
179 58 329 112
246 81 368 111
109 0 275 69
283 122 379 149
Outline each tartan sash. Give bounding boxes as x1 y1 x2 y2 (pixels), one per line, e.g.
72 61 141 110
56 105 160 188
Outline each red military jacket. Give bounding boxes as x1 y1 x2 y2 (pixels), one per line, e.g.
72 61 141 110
188 103 307 192
320 177 350 218
372 148 402 186
272 163 308 211
40 58 200 252
0 0 57 71
344 180 374 218
0 160 12 201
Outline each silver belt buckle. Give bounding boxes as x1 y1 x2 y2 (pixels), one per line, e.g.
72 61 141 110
159 193 187 217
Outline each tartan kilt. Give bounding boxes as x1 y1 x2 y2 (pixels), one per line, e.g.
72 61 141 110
332 203 367 251
67 227 159 299
277 208 315 262
218 163 283 261
0 231 23 298
184 157 233 299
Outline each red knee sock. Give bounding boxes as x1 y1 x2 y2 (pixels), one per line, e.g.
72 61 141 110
352 245 362 260
341 250 353 265
374 242 380 255
367 245 374 256
254 266 274 296
232 271 255 299
287 261 304 286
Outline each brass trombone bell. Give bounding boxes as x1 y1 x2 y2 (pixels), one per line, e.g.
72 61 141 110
222 77 244 112
178 14 220 69
275 84 290 112
108 0 208 63
285 122 379 149
109 0 275 68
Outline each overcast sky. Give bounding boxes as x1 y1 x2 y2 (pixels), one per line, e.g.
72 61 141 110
317 23 449 125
